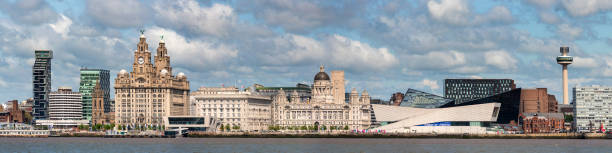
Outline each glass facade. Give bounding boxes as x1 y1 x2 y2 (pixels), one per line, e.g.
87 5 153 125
400 88 453 108
79 69 110 120
33 50 53 120
444 79 516 104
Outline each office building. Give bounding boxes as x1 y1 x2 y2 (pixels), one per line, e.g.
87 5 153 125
33 50 53 120
444 79 516 104
48 87 82 120
114 32 190 128
191 87 272 131
79 69 110 120
573 85 612 132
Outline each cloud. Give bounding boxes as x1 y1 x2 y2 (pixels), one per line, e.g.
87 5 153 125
561 0 612 16
572 57 598 68
146 27 238 71
48 15 72 37
427 0 513 25
484 50 518 70
421 79 439 90
0 0 59 25
237 0 365 33
404 51 466 69
326 35 398 71
556 24 583 40
86 0 151 28
153 0 236 37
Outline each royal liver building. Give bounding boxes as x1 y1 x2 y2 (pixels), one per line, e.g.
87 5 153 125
271 66 371 130
114 32 190 128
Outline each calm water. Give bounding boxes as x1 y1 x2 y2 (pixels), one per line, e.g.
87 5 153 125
0 137 611 153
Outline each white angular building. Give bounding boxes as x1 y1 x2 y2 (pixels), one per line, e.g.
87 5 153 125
271 66 371 130
190 87 272 131
372 103 501 134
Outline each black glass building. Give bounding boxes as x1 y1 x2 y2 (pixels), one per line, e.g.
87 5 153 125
444 79 516 104
440 88 521 124
33 50 53 120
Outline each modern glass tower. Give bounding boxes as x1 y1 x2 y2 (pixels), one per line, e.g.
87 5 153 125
33 50 53 120
79 69 110 120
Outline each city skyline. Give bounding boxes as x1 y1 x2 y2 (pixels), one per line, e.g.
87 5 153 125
2 0 612 102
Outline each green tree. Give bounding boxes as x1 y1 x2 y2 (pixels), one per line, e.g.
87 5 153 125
220 124 224 131
321 125 327 130
233 125 240 130
344 125 349 130
225 124 231 131
300 126 307 130
565 114 574 122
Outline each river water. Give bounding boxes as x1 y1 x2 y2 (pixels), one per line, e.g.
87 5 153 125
0 138 610 153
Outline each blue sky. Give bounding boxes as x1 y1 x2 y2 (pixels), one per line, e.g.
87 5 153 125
1 0 612 103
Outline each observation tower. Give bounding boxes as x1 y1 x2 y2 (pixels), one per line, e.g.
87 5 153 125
557 47 573 105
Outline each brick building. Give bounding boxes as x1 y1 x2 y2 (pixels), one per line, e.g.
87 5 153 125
0 100 25 123
520 112 565 133
520 88 558 113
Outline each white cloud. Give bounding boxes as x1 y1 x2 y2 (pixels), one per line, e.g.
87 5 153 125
146 27 238 70
327 35 398 71
449 66 486 74
572 57 598 68
48 15 72 37
421 79 439 90
556 24 583 40
427 0 513 25
561 0 612 16
427 0 470 25
484 50 518 70
153 0 236 37
405 51 466 69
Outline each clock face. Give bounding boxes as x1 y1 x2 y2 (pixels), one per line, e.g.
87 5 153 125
138 57 144 64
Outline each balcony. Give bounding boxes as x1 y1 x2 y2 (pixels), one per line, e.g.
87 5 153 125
557 56 573 64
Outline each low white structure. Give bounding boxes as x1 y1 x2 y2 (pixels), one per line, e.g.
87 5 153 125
372 103 500 134
35 119 89 129
164 116 218 132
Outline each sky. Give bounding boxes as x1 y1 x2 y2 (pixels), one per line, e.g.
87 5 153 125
0 0 611 103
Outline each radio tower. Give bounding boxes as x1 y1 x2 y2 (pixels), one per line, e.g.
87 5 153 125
557 47 573 105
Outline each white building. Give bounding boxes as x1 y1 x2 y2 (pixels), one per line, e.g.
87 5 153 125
573 85 612 132
372 103 501 134
271 66 372 130
49 87 83 120
190 87 272 131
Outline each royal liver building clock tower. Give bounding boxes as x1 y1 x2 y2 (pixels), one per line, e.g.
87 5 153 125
114 30 190 129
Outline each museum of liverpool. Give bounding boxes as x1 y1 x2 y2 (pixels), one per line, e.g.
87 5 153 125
371 103 501 134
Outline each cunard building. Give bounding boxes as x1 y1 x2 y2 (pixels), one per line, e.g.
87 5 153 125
271 66 371 130
114 32 190 128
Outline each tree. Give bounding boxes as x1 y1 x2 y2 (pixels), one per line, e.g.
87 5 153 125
300 126 307 130
220 124 224 131
225 124 231 131
321 125 327 130
565 114 574 122
344 125 349 130
233 125 240 130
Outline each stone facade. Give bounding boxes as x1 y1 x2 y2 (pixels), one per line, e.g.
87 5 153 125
191 87 272 131
92 81 114 125
114 33 190 128
271 66 371 130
